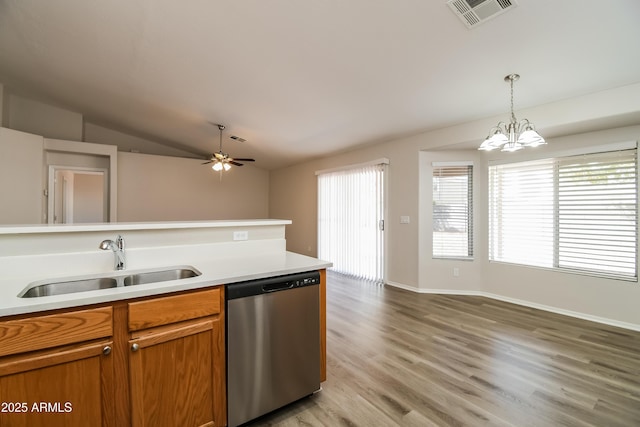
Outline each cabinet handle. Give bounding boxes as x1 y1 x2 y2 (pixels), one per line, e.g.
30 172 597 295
102 346 112 356
131 343 140 352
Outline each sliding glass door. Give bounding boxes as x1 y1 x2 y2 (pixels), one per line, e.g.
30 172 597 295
317 161 386 282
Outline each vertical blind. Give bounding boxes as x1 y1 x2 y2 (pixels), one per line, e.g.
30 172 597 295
317 163 385 282
432 163 473 259
489 147 637 280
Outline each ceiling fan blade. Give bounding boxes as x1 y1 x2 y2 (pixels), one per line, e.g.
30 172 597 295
232 158 255 162
201 160 213 165
229 160 244 167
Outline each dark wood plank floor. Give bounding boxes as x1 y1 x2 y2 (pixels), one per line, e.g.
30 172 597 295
246 272 640 426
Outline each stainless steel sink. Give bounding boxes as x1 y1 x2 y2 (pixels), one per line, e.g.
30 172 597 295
20 277 119 298
123 268 200 286
19 266 202 298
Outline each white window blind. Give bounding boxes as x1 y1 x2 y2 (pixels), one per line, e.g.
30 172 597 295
489 159 554 267
317 163 385 282
432 163 473 259
489 147 638 280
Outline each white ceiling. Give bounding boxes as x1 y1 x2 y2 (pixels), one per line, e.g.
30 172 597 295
1 0 640 169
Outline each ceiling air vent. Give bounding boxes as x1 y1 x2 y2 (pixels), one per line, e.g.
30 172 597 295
230 135 246 143
447 0 517 29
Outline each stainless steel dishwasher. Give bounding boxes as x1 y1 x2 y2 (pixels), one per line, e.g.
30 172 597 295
226 271 321 427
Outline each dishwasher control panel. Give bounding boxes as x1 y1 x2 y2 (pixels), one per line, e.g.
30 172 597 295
226 271 321 300
293 276 319 287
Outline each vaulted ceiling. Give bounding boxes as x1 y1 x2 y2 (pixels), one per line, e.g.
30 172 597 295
1 0 640 169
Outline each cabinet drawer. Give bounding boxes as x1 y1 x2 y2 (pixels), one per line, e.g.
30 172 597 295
0 306 113 357
128 288 221 331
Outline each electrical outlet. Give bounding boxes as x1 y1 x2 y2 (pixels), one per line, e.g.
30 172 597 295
453 267 459 277
233 231 248 241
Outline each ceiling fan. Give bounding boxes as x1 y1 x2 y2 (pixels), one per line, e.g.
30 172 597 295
202 124 255 171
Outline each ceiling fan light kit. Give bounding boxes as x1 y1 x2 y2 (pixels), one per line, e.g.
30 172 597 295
212 162 231 172
202 124 255 172
478 73 546 152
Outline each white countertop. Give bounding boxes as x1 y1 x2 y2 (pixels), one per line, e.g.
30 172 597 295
0 250 331 317
0 219 292 235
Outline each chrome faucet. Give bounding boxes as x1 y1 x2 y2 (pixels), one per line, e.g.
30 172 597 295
99 235 126 271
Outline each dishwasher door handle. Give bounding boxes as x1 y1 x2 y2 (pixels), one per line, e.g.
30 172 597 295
262 282 294 292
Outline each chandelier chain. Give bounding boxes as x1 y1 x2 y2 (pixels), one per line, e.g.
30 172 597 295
510 77 516 123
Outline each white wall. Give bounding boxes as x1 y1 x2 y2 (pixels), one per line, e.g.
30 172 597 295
0 128 44 224
73 173 104 223
2 86 206 161
84 122 199 158
42 144 272 224
118 152 269 222
269 162 318 256
269 82 640 329
8 94 83 141
0 87 270 223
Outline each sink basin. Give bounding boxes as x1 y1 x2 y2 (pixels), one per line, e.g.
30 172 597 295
19 266 202 298
123 268 200 286
20 277 119 298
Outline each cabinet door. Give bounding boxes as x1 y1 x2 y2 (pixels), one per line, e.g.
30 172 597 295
0 340 115 427
129 318 225 427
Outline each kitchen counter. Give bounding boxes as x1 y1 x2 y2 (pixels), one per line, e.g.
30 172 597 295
0 220 331 317
0 219 331 427
0 219 292 235
0 251 331 317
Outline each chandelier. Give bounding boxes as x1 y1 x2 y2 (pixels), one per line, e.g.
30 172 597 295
478 74 546 152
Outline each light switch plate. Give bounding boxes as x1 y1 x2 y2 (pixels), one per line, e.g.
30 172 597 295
400 216 410 224
233 231 249 241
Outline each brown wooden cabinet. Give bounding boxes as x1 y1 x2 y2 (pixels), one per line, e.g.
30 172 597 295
0 287 226 427
0 307 115 427
127 288 226 427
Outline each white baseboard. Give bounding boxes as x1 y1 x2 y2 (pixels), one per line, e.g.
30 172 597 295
384 280 425 293
384 281 640 332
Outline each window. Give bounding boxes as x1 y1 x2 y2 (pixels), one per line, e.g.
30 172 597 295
432 162 473 259
489 145 638 281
